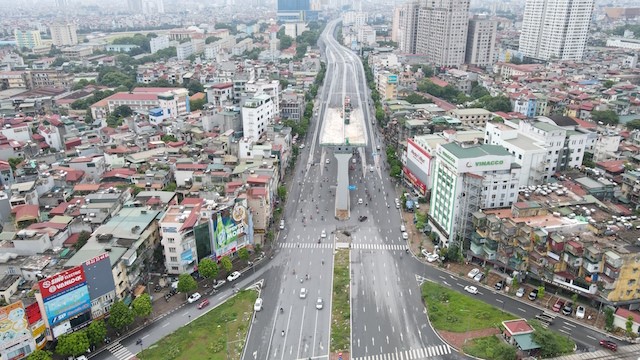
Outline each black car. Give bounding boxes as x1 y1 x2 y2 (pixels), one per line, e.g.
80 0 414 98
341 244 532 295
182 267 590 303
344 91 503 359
562 303 573 316
528 289 539 301
494 281 504 291
358 216 368 222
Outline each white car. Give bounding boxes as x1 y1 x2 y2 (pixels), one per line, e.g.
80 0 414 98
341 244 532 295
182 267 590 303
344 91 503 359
187 292 202 303
473 273 484 282
299 288 307 299
279 220 285 230
358 198 363 204
426 254 439 263
467 268 480 278
515 287 525 298
300 144 305 149
402 232 409 240
254 298 263 312
464 286 478 294
400 224 406 232
576 305 585 319
316 298 323 310
227 271 241 282
325 159 330 164
321 230 327 238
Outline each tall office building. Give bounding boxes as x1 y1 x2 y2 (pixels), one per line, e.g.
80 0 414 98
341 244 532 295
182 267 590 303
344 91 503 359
277 0 317 22
415 0 470 67
127 0 143 13
518 0 595 61
394 1 420 54
50 23 78 46
465 15 497 67
14 30 42 50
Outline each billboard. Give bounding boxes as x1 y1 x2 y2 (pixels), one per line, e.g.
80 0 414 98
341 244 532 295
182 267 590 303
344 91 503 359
387 74 398 84
407 139 431 175
43 285 91 326
82 253 116 300
0 302 31 350
38 267 86 300
212 203 249 258
403 167 427 196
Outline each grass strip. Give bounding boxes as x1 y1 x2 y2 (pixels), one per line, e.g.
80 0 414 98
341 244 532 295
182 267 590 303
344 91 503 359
139 290 257 360
330 249 350 352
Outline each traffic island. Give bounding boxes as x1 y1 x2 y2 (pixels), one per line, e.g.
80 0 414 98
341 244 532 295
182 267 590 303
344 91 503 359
330 249 350 359
138 290 257 360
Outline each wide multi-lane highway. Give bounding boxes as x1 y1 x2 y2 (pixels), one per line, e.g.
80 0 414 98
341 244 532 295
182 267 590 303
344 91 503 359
91 19 619 360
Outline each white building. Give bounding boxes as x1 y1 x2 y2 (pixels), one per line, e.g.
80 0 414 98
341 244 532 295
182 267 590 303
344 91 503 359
357 26 377 46
157 88 189 118
67 155 106 181
465 15 497 67
429 142 520 248
160 200 206 275
242 94 275 140
176 41 194 60
606 37 640 50
343 11 368 28
416 0 470 67
518 0 595 61
49 23 78 46
246 79 280 115
150 35 170 54
395 1 420 54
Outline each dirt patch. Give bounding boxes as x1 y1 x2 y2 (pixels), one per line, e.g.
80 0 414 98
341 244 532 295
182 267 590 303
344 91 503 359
438 328 501 350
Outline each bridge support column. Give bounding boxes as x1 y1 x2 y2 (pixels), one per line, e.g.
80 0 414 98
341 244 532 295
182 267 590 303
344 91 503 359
334 152 353 220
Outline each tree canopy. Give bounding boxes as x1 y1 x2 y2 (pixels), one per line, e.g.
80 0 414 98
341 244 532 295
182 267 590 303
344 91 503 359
132 293 152 318
85 320 107 347
198 258 219 280
591 110 619 125
108 300 134 332
476 95 512 112
177 273 197 294
56 331 90 357
220 256 233 273
405 93 432 104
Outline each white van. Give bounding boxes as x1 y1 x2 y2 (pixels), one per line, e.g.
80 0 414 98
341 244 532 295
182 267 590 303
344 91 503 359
279 219 285 230
400 224 406 232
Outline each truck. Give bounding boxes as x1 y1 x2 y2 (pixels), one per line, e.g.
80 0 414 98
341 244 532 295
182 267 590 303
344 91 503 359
534 312 556 327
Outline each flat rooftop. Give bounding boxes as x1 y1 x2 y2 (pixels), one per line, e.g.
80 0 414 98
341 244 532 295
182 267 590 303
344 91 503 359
320 107 366 146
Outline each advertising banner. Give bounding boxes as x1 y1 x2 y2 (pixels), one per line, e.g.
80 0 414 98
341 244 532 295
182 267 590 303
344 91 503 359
0 302 31 350
82 253 116 301
212 203 249 258
407 139 431 175
38 266 86 300
44 285 91 326
403 167 427 196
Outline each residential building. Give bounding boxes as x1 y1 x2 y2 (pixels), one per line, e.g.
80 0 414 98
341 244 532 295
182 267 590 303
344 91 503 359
428 142 520 248
0 161 14 188
242 94 275 140
67 155 106 181
0 71 29 89
395 1 420 54
160 199 207 274
280 89 305 121
176 42 194 61
447 108 492 128
246 79 280 115
465 15 497 68
49 23 78 46
150 35 171 54
518 0 595 61
14 30 42 49
376 71 398 101
415 0 470 67
29 70 74 89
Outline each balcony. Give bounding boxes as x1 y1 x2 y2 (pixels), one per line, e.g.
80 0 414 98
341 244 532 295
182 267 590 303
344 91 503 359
508 256 525 270
604 251 623 269
472 211 486 228
483 246 497 260
565 241 584 257
471 232 485 246
501 223 517 237
470 241 484 256
564 253 583 269
516 236 531 249
584 246 602 263
582 259 601 274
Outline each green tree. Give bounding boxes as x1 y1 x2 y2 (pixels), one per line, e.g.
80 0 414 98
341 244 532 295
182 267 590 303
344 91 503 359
537 286 545 299
198 258 219 280
591 110 619 125
112 105 133 118
7 157 23 171
238 248 250 262
277 185 287 200
161 134 178 142
189 98 206 111
108 300 135 332
571 293 578 305
132 293 153 318
26 350 52 360
477 95 512 112
603 80 615 89
163 182 177 191
177 273 197 295
626 316 634 337
279 34 294 50
74 231 91 250
405 93 432 104
205 36 221 44
470 85 490 99
532 325 562 357
55 331 90 357
85 320 107 347
626 119 640 130
220 256 233 273
187 80 205 95
390 164 401 178
604 307 614 330
99 71 134 88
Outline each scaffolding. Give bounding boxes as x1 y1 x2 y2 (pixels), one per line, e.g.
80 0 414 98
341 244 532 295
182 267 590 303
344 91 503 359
454 173 484 253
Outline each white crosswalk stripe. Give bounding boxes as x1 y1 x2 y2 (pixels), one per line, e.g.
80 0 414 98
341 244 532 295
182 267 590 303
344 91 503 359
279 243 333 249
107 341 135 360
352 344 452 360
351 243 407 251
278 243 408 251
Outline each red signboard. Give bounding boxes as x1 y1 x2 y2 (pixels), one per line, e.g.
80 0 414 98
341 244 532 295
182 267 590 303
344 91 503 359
25 302 42 325
403 167 427 195
38 266 86 300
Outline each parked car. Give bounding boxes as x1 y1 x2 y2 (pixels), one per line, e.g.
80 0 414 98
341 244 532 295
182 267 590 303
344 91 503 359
325 159 330 164
279 220 285 230
400 225 406 232
299 288 307 299
515 287 525 298
561 302 573 316
494 281 504 291
464 285 478 294
473 272 484 282
316 298 324 310
197 299 209 309
599 339 617 351
227 271 241 282
402 232 409 240
212 280 226 289
528 289 539 301
575 305 585 319
467 268 480 278
254 298 263 312
552 299 565 312
188 292 202 304
358 216 368 222
426 254 439 263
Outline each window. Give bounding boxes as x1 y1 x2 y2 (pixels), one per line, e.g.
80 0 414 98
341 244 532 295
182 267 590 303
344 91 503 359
168 238 175 243
171 266 179 271
169 247 176 253
170 256 178 262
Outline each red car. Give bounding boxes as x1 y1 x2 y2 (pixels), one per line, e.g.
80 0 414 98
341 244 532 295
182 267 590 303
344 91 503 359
552 299 564 312
599 339 617 351
197 299 209 309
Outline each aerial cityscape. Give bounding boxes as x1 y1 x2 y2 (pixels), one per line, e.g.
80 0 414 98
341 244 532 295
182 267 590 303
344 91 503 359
0 0 638 360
